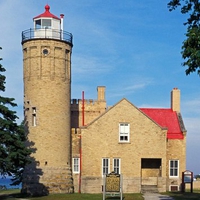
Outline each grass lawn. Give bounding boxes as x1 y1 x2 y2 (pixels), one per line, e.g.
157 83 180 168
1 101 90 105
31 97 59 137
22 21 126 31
0 190 143 200
3 190 200 200
165 190 200 200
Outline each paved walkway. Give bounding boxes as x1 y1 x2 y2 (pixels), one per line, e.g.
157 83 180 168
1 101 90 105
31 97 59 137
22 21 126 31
143 193 174 200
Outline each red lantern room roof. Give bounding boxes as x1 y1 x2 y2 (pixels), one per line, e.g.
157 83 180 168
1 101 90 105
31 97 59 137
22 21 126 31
33 4 60 20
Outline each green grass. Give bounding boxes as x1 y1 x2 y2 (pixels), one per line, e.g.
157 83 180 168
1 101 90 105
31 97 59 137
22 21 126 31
0 190 143 200
164 190 200 200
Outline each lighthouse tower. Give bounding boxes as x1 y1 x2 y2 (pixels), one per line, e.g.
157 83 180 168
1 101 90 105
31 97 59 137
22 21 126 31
21 5 73 195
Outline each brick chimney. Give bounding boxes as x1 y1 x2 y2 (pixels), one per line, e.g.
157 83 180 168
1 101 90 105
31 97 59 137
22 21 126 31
171 88 180 112
97 86 105 101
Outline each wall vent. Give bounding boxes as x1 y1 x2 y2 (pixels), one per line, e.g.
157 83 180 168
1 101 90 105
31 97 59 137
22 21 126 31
170 185 179 191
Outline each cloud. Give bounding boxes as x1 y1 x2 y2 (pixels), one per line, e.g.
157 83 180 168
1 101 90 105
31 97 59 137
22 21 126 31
72 55 113 76
182 98 200 117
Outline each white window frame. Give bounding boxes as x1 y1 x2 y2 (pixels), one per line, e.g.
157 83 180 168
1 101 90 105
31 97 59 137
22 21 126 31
169 160 179 177
113 158 121 174
119 123 130 142
102 158 110 176
73 158 80 174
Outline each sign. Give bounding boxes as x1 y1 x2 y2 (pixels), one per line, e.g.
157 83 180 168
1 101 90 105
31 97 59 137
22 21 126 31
105 172 120 192
103 171 123 200
183 170 193 183
181 170 193 193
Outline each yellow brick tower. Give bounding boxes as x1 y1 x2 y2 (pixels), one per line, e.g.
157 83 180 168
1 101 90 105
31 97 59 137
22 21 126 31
21 5 73 195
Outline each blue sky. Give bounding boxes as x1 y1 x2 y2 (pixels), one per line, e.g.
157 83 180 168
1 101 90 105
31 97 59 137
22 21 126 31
0 1 200 174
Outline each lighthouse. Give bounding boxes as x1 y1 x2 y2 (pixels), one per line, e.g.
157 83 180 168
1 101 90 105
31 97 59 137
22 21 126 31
21 5 73 195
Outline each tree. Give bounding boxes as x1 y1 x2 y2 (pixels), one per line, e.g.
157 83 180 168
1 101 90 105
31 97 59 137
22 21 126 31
0 47 31 185
168 0 200 76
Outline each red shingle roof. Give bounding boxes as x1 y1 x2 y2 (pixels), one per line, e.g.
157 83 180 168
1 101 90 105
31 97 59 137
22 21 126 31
33 4 60 20
140 108 184 139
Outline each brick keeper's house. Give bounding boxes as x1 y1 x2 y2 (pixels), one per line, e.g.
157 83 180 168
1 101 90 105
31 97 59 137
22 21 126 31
71 87 186 193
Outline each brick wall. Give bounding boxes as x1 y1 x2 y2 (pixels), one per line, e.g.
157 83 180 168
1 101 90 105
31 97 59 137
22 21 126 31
22 39 73 195
79 99 168 193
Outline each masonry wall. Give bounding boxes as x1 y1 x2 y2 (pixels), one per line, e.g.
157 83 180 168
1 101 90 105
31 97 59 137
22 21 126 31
22 39 73 195
71 86 106 128
166 136 186 191
80 99 168 193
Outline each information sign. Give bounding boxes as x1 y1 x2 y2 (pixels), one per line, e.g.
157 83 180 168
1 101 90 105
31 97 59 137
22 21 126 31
103 171 123 200
106 172 120 192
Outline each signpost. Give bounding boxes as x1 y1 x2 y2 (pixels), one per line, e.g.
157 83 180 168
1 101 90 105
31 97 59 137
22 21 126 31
103 172 123 200
182 170 193 193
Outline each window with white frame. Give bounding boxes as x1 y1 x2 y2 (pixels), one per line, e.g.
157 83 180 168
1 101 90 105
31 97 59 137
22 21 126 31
102 158 110 176
73 158 80 173
113 158 121 174
169 160 179 177
119 123 130 142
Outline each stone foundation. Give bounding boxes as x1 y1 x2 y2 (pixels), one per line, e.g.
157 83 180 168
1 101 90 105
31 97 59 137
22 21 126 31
22 166 74 196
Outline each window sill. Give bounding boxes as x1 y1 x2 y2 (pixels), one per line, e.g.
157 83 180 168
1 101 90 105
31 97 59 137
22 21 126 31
118 142 131 144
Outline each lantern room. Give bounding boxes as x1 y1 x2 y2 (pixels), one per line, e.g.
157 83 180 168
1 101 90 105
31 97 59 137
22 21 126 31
33 4 64 39
21 5 73 46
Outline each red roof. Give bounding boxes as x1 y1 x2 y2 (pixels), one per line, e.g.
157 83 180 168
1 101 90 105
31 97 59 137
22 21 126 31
140 108 184 139
33 4 60 20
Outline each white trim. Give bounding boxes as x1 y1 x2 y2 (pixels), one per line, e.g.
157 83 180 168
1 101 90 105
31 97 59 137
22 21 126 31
169 160 179 178
119 123 130 143
102 158 110 176
113 158 121 174
72 158 80 174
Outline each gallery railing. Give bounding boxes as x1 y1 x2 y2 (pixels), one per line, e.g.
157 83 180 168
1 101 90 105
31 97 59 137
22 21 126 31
21 28 73 45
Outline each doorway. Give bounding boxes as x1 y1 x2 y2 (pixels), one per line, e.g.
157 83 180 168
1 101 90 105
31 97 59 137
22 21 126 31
141 158 161 185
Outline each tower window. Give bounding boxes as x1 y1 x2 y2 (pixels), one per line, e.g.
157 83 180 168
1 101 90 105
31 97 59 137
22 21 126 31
43 49 49 55
35 19 51 29
35 19 41 29
32 107 37 126
42 19 51 29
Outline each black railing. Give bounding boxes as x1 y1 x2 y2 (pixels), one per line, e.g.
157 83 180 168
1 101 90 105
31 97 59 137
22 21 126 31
22 28 73 45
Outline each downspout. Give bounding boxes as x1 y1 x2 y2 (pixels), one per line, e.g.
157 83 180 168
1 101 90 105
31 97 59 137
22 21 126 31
79 135 82 193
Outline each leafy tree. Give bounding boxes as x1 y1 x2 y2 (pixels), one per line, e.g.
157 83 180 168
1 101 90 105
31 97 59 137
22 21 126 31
168 0 200 75
0 47 31 185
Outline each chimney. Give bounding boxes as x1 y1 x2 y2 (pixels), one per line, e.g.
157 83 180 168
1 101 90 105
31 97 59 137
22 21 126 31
97 86 105 101
60 14 64 40
171 88 180 112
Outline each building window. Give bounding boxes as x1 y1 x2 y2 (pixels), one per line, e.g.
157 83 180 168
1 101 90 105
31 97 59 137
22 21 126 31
32 107 36 126
102 158 110 176
73 158 80 173
169 160 179 177
113 158 121 174
119 123 130 142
